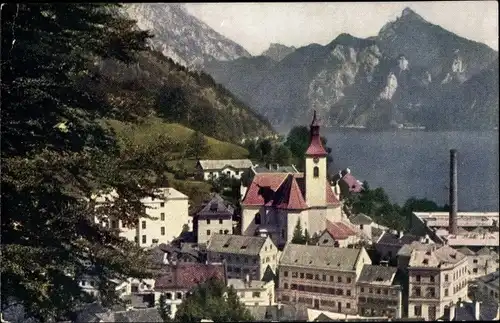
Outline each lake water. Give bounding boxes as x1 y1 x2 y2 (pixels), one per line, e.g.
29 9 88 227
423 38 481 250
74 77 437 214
324 130 499 211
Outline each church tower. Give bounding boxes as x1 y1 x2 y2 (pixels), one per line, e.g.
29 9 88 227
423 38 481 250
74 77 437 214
304 111 328 207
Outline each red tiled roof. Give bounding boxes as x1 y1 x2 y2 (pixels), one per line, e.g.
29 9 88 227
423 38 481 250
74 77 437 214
243 173 339 209
326 220 356 240
305 136 328 156
154 263 226 291
340 173 363 193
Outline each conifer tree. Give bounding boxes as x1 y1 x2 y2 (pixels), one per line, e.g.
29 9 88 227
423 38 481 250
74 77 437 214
1 3 161 321
291 219 305 244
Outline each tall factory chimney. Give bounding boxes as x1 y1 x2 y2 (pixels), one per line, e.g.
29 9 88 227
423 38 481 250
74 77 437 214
449 149 458 235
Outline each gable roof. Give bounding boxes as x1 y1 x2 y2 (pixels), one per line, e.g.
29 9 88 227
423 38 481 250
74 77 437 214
207 234 270 255
114 308 163 322
324 220 357 240
154 263 226 291
376 231 420 246
457 246 476 256
357 264 398 286
196 193 234 219
242 173 339 209
408 245 466 267
253 165 299 174
197 159 253 170
280 244 363 271
447 301 499 321
349 213 373 225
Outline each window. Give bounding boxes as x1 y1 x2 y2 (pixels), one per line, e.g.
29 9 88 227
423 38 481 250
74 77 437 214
346 290 351 296
284 271 288 277
207 230 211 236
255 213 261 225
329 275 334 282
284 283 289 289
252 292 261 298
369 288 373 294
445 274 449 282
122 221 126 228
360 224 364 230
322 275 326 281
473 268 478 273
131 285 139 293
134 236 138 243
219 219 223 224
81 281 86 286
346 303 351 309
161 213 165 221
207 219 211 225
142 221 146 229
360 287 364 293
430 275 435 283
142 235 146 244
347 277 352 284
161 227 165 235
160 202 165 207
377 289 381 294
416 275 421 282
299 272 304 278
428 287 435 297
176 292 182 299
292 272 298 278
313 166 319 177
337 276 342 283
414 305 422 317
384 289 388 295
414 287 421 297
111 220 118 229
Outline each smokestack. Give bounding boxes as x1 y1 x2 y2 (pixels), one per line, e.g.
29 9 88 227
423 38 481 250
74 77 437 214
449 149 458 235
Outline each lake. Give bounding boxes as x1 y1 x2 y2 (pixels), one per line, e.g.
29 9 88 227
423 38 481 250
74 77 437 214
324 130 499 211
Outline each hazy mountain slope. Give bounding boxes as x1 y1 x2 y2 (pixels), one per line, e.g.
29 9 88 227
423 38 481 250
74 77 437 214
123 3 251 68
203 8 498 131
261 43 297 61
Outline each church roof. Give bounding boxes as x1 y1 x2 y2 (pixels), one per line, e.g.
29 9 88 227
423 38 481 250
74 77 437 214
305 111 328 157
325 220 357 240
242 173 339 210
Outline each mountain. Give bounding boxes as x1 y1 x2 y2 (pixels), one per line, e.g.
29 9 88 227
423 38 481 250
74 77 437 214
89 50 275 143
122 3 251 68
261 43 297 61
203 8 498 131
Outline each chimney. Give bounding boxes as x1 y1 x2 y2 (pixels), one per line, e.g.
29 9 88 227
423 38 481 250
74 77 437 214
449 149 458 235
474 301 481 320
245 274 250 286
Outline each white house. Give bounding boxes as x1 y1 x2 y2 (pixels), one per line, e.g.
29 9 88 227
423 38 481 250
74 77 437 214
94 187 191 247
196 159 253 181
227 276 275 307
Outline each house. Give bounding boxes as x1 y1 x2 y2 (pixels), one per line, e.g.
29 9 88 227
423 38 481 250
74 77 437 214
474 270 499 303
456 246 499 279
241 112 344 248
440 300 499 321
227 276 276 307
206 234 279 280
403 244 469 321
356 264 403 318
330 168 363 200
348 214 374 240
246 303 309 322
93 187 190 247
194 193 235 245
277 244 372 315
374 231 421 264
149 243 204 267
317 220 359 248
154 263 226 318
196 159 253 181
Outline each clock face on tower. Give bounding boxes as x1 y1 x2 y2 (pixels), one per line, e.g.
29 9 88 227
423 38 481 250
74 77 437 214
313 157 319 164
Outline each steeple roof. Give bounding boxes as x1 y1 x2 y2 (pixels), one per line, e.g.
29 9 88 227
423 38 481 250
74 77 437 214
305 111 328 157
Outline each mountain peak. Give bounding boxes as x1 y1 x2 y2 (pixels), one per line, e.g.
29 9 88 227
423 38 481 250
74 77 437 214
262 43 296 61
400 7 425 21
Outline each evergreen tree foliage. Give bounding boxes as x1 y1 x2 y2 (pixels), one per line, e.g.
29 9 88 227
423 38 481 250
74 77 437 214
158 293 173 322
0 3 165 321
174 278 254 323
186 131 208 159
291 219 306 244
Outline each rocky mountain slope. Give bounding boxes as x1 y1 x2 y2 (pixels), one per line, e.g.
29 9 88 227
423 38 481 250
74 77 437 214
122 3 251 68
203 8 498 131
261 43 297 61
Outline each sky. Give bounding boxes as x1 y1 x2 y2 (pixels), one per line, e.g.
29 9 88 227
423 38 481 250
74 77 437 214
184 1 499 55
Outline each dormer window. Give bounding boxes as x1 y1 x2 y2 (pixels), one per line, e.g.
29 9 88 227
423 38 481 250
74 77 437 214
313 166 319 178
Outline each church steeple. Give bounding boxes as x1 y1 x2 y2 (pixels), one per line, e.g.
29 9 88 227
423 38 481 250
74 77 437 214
305 110 328 157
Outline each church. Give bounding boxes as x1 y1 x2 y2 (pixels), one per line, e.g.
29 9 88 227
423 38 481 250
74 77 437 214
241 111 347 248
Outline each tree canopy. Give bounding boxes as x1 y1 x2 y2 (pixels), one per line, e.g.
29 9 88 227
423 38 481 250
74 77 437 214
174 278 254 323
0 3 166 321
186 130 208 159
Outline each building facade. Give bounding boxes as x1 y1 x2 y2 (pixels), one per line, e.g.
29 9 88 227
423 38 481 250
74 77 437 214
196 159 253 181
227 277 275 307
94 187 191 247
206 234 279 280
403 244 469 321
194 194 235 245
356 264 403 318
277 244 372 315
